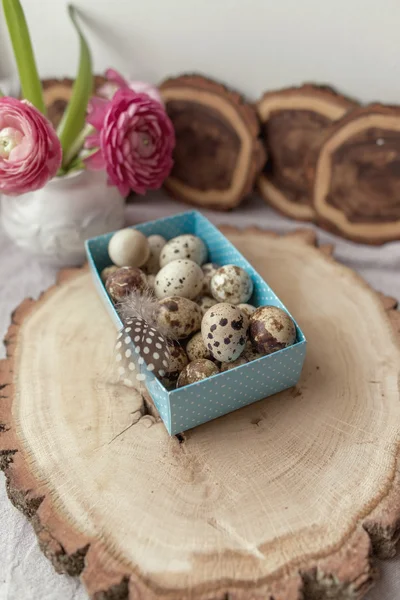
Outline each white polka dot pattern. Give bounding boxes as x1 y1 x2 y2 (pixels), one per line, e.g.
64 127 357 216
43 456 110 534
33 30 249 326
85 210 307 435
169 343 306 433
114 316 171 389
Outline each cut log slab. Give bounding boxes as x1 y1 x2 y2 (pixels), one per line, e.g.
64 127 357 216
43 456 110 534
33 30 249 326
257 84 358 221
160 74 266 210
1 229 400 600
42 76 107 128
313 104 400 244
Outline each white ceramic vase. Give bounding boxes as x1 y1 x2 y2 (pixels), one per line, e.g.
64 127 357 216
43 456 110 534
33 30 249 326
1 169 125 267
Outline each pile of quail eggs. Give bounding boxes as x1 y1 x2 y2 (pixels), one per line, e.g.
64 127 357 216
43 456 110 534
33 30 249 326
102 228 297 389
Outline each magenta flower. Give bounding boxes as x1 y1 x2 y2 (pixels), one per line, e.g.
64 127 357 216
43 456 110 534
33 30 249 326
0 97 62 196
99 68 163 105
85 88 175 196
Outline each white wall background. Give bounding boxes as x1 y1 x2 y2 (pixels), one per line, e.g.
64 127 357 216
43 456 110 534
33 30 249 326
1 0 399 104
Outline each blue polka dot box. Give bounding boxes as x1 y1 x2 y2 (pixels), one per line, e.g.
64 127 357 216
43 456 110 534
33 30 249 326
85 210 306 435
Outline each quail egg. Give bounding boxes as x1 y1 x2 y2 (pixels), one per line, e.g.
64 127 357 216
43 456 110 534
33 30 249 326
238 303 257 319
160 342 189 389
197 295 218 315
242 339 264 362
155 259 204 300
157 296 202 339
210 265 253 304
143 234 167 274
186 332 215 362
177 359 220 388
160 234 208 267
105 266 147 302
249 306 296 354
108 228 150 268
101 264 118 283
201 303 249 363
220 356 248 372
146 274 156 290
201 262 219 295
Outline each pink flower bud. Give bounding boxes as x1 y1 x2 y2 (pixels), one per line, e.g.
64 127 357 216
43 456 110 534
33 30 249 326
99 68 163 105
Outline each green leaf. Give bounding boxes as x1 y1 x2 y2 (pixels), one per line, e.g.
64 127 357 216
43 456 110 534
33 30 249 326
2 0 45 113
62 123 94 168
57 4 93 169
0 89 4 98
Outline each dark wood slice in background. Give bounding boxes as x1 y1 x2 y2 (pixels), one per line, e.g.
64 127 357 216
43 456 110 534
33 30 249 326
160 74 266 210
313 104 400 244
257 84 358 221
42 76 107 128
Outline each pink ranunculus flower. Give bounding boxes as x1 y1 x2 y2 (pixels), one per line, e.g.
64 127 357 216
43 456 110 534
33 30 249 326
84 88 175 197
0 97 62 196
99 68 163 105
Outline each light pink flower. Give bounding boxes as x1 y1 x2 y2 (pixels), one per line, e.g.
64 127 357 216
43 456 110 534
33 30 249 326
99 68 163 105
0 97 62 196
85 88 175 196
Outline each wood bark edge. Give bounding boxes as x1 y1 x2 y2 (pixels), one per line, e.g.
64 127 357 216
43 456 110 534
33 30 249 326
0 232 399 600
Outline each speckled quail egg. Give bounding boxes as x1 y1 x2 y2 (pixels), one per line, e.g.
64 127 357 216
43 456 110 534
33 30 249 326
242 339 265 362
201 303 249 363
210 265 253 305
157 297 202 339
201 262 219 295
186 331 215 362
155 259 204 300
160 234 208 267
100 264 118 283
143 234 167 274
105 266 147 302
177 359 220 388
249 306 296 354
220 356 248 372
197 295 218 315
146 274 156 290
159 342 189 389
238 303 257 319
108 228 150 268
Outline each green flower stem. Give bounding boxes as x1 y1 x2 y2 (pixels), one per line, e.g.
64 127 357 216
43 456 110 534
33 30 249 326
57 4 93 169
62 123 94 168
2 0 45 113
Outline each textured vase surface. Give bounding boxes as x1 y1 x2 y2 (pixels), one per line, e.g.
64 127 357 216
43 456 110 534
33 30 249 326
1 169 125 267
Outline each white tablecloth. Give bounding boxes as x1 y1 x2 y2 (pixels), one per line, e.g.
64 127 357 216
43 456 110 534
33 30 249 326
1 193 399 600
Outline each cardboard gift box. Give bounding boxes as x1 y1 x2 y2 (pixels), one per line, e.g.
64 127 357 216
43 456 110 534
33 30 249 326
86 211 306 434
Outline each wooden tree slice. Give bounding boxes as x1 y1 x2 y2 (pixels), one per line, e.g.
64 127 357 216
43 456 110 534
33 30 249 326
1 229 400 600
160 75 266 210
313 104 400 244
257 84 358 221
42 76 107 128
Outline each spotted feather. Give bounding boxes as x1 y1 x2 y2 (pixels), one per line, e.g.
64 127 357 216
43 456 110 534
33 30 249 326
114 287 171 388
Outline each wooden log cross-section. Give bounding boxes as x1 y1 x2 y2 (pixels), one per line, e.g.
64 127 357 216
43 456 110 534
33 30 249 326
313 104 400 244
257 84 358 221
1 228 400 600
160 75 266 210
